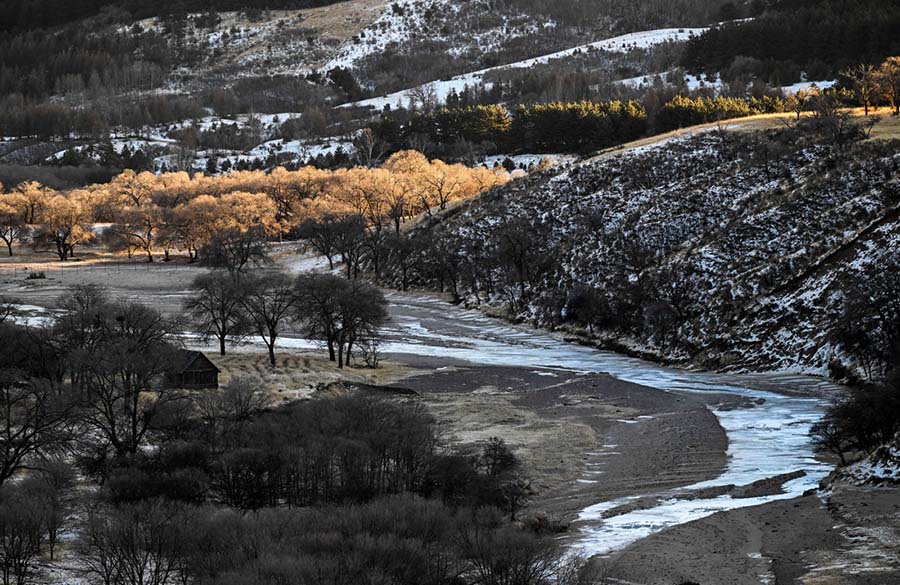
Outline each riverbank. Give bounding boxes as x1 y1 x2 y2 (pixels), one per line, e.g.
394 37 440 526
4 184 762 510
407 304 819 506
396 364 730 522
400 358 898 585
606 480 900 584
371 290 860 578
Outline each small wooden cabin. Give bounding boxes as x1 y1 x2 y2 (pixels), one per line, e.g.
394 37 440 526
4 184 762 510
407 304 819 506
170 350 220 390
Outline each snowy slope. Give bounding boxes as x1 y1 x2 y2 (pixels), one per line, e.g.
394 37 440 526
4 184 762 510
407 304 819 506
344 27 707 109
321 0 555 74
126 4 392 81
321 0 430 71
382 124 900 376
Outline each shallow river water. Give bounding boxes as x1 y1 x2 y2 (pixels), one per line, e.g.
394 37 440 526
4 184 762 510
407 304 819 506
372 292 840 556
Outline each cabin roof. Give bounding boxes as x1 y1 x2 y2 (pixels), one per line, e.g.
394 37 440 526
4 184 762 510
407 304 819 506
175 349 221 374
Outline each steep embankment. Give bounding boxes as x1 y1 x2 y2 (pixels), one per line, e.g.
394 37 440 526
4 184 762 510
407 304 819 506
385 118 900 376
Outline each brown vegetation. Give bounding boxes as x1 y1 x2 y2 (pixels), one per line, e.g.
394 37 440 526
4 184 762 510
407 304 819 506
0 154 508 262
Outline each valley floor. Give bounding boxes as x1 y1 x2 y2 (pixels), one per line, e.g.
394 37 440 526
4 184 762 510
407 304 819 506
3 248 898 584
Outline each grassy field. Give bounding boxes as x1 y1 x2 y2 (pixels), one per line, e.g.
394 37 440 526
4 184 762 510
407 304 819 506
0 243 416 401
207 349 416 401
0 242 309 312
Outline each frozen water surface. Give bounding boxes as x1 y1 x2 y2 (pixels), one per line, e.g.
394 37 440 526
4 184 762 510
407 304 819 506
371 293 837 555
275 262 841 555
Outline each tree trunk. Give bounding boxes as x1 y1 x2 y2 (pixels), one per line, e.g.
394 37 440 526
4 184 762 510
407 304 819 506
219 336 226 356
5 242 11 257
268 343 276 367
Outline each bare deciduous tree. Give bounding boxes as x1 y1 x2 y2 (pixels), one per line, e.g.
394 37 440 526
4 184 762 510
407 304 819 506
65 299 182 459
352 128 386 167
83 501 194 585
184 273 248 356
240 273 296 367
0 485 49 585
877 56 900 116
295 274 388 368
0 371 74 487
842 63 879 116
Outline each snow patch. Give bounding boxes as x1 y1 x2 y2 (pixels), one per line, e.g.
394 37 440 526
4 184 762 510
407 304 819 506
345 27 707 109
840 439 900 485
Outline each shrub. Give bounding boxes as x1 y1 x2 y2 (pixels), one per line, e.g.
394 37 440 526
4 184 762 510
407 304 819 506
812 380 900 465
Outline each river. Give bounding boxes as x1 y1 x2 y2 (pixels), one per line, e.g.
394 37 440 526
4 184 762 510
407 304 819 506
10 258 840 557
370 291 839 556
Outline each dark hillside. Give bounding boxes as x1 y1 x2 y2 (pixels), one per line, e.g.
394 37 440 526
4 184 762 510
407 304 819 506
0 0 345 33
380 122 900 378
682 0 900 84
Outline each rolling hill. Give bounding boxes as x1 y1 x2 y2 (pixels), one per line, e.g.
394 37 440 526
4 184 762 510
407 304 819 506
381 113 900 379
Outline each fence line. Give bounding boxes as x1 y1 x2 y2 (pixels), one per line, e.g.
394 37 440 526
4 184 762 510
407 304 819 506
0 259 190 280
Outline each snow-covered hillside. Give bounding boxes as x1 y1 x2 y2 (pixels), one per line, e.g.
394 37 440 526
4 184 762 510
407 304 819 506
345 27 706 109
321 0 543 71
127 3 391 82
39 113 358 173
322 0 565 73
383 123 900 376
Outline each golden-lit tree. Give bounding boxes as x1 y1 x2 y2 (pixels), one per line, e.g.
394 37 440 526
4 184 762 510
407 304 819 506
266 166 329 230
171 195 222 261
33 194 94 260
153 171 194 208
200 192 279 273
383 150 430 177
15 181 56 224
112 203 165 262
17 152 510 261
842 63 879 116
215 192 279 236
0 192 29 256
877 56 900 116
419 160 468 214
382 151 430 231
111 169 157 207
